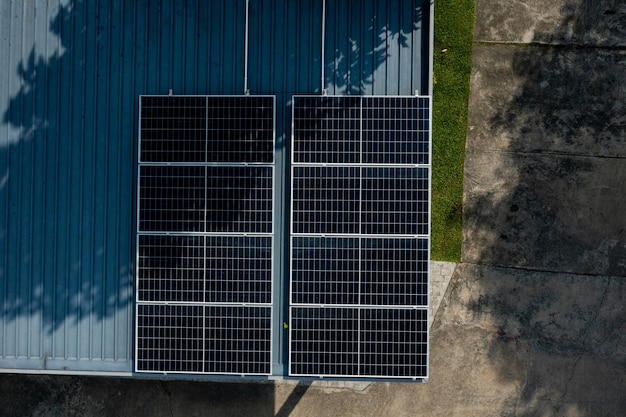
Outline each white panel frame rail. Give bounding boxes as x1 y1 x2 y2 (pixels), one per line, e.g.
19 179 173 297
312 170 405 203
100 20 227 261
136 95 276 376
289 95 431 381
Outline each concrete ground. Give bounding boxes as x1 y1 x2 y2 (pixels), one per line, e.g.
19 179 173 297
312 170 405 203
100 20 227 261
2 0 626 416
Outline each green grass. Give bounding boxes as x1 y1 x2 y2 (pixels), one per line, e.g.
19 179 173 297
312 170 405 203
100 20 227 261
431 0 475 261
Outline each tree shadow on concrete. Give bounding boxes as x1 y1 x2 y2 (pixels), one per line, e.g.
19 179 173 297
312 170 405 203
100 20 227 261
454 0 626 415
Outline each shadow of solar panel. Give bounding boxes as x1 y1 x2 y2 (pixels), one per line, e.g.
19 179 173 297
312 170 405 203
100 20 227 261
204 306 272 374
136 304 204 373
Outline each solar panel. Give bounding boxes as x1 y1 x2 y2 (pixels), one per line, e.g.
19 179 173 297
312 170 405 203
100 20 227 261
291 166 360 234
291 237 429 307
289 95 430 380
290 307 427 377
362 97 430 165
292 96 361 164
361 167 429 235
136 95 275 375
140 96 273 163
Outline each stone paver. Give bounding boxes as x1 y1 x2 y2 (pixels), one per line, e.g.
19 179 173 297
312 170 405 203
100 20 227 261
429 261 457 329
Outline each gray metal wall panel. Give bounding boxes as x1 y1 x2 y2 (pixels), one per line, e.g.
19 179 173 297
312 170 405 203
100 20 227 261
0 0 430 373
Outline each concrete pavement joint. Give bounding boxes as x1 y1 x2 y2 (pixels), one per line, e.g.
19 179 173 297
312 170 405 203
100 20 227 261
461 261 624 279
473 40 626 51
465 148 626 160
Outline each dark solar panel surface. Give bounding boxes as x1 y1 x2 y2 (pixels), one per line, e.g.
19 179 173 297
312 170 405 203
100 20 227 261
138 235 205 302
140 96 207 163
136 305 272 375
140 96 274 163
136 304 205 373
291 237 428 307
291 237 360 305
204 306 272 374
361 167 429 235
362 97 430 165
292 96 361 164
291 166 360 234
290 307 427 378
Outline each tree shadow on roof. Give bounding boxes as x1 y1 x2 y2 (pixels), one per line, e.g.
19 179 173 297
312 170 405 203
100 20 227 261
0 0 431 411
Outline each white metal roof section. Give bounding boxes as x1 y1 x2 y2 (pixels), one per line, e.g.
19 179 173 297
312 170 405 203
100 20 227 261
289 95 430 381
136 95 275 375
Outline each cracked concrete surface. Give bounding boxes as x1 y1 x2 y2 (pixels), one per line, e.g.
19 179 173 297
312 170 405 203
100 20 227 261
1 0 626 416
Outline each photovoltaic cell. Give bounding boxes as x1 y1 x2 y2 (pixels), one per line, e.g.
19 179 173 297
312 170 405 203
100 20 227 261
361 167 429 235
140 96 207 163
138 235 205 303
290 307 359 376
138 165 273 234
137 235 272 305
292 96 429 165
205 166 273 234
139 165 205 233
204 236 272 304
362 97 429 165
359 308 428 378
360 238 428 306
291 237 428 307
136 304 204 373
136 95 275 375
206 96 274 163
291 166 360 234
136 305 272 375
290 95 430 380
290 307 427 378
292 96 361 164
204 306 272 374
291 237 359 305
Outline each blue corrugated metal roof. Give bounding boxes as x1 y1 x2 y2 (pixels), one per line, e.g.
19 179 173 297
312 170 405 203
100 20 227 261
0 0 432 374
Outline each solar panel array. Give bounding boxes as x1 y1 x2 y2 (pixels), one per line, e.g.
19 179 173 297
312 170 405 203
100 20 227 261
290 96 430 380
136 96 275 375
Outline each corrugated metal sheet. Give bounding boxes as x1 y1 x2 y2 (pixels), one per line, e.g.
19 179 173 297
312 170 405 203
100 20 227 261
0 0 431 374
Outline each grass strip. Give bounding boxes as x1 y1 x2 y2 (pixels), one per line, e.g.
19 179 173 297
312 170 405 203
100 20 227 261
431 0 475 261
